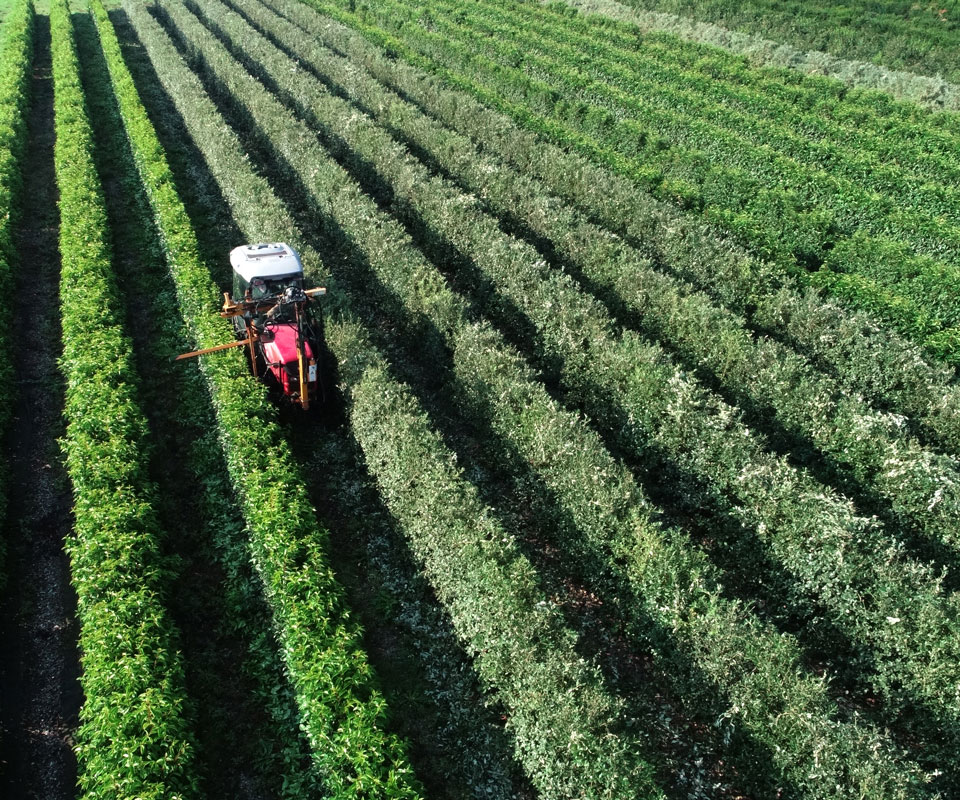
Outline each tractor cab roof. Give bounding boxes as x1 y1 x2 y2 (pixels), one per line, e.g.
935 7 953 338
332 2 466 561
230 242 303 283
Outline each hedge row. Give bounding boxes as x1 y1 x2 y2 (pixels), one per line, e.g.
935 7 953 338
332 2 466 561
0 0 33 591
329 0 960 348
185 0 960 741
157 0 938 792
74 9 325 793
306 0 960 362
228 0 960 567
282 0 960 439
91 3 423 796
49 1 200 796
122 4 664 796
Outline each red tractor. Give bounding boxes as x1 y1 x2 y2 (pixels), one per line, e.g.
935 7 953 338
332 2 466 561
178 243 326 410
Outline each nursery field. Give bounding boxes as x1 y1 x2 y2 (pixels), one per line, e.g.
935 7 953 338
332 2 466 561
0 0 959 798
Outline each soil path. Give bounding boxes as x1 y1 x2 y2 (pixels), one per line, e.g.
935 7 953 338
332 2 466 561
0 10 81 800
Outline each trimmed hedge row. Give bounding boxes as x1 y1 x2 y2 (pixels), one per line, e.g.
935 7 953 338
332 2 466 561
120 5 663 797
229 0 960 568
73 10 325 793
278 0 960 454
0 0 33 590
155 0 938 793
49 1 200 796
91 3 423 797
177 0 960 743
301 0 960 365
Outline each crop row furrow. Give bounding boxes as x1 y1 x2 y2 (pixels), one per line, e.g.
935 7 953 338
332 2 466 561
227 0 960 601
0 0 33 591
346 0 960 326
91 3 423 796
431 0 960 215
167 0 960 769
124 4 664 796
265 0 960 458
169 0 947 792
169 0 960 744
494 0 960 176
50 1 200 795
293 0 960 367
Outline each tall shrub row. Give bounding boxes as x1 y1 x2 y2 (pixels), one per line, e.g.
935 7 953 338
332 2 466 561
280 0 960 452
49 1 200 795
90 3 424 797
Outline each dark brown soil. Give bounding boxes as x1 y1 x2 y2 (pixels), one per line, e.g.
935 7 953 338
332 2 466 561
0 11 81 800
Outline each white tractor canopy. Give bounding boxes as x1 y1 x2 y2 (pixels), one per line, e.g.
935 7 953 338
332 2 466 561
230 242 304 300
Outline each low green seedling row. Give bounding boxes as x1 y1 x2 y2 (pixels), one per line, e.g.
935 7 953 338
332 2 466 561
91 3 422 796
615 0 960 85
478 0 960 183
50 1 200 795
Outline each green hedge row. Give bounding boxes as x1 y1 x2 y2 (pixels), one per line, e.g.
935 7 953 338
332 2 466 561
334 0 960 342
0 0 33 590
155 0 937 792
231 0 960 564
266 0 960 460
212 0 960 742
306 0 960 364
91 3 423 797
49 1 200 796
481 0 960 181
120 4 664 796
74 9 325 792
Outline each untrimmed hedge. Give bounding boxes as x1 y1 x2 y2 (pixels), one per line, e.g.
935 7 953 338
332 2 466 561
50 1 199 796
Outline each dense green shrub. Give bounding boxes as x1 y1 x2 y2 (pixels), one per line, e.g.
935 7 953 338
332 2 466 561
50 1 199 795
91 2 422 796
0 0 33 590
